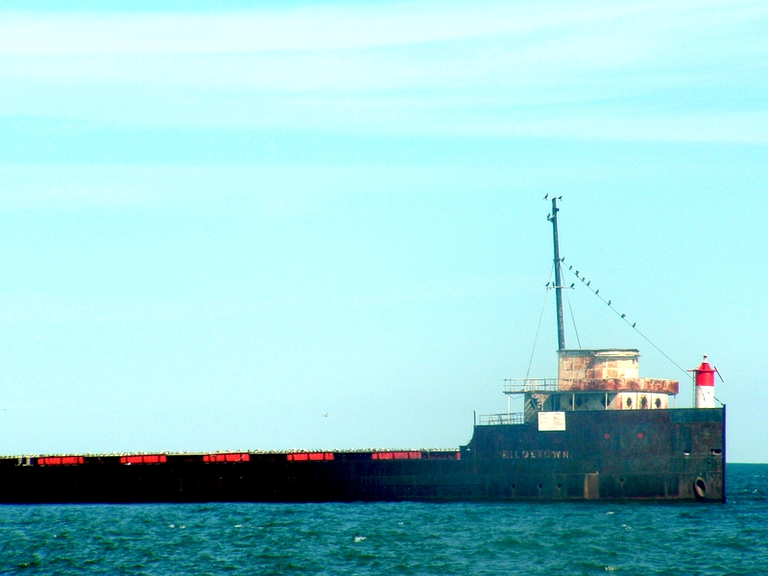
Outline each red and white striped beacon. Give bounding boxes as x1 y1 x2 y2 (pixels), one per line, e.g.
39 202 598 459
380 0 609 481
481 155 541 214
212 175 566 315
692 354 716 408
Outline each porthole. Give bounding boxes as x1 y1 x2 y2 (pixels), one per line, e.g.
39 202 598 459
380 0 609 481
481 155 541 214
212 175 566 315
694 478 707 500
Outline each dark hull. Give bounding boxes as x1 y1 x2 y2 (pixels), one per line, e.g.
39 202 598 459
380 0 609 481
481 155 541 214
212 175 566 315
0 408 725 504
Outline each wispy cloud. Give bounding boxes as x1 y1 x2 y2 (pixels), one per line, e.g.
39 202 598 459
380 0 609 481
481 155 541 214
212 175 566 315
0 0 765 143
0 2 681 55
1 0 763 55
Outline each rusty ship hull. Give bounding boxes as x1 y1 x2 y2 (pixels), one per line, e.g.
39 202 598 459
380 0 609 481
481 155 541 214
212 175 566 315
0 198 726 504
0 407 725 504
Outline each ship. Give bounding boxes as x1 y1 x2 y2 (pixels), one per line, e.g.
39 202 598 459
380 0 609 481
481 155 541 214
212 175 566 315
0 199 725 503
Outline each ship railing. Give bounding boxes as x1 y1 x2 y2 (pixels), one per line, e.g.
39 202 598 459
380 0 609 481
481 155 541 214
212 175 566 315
503 378 559 394
477 412 525 426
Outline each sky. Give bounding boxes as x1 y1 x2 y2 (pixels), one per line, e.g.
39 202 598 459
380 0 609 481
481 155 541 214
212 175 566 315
0 0 766 462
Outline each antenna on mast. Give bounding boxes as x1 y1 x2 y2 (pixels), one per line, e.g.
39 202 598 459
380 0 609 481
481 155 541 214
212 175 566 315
547 196 566 351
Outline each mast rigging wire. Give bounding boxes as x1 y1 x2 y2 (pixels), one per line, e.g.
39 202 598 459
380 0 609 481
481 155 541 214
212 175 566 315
559 258 690 379
564 289 582 349
525 267 553 380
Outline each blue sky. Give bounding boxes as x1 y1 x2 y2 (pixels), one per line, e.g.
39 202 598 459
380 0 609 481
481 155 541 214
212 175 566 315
0 0 766 461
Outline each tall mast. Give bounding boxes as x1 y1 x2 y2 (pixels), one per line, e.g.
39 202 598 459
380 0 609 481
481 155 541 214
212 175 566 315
549 197 566 351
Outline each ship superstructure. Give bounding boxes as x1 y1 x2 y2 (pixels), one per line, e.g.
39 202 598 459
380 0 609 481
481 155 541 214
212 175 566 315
503 348 679 421
468 197 724 501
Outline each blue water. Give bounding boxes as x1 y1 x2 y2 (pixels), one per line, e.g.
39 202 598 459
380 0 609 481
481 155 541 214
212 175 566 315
0 464 765 575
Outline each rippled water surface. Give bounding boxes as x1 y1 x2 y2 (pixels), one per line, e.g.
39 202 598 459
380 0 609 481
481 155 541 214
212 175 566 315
0 464 765 575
